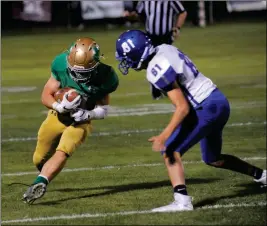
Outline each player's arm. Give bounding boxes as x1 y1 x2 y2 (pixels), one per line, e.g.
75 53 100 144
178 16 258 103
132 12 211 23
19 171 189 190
91 94 110 119
148 59 189 142
71 66 118 122
124 1 145 22
171 1 187 38
160 81 190 140
41 74 61 109
42 74 81 113
71 95 110 122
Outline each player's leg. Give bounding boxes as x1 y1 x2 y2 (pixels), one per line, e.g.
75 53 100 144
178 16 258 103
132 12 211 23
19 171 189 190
23 122 92 204
22 110 66 204
152 89 233 212
201 128 266 186
40 122 92 182
200 89 266 186
33 110 66 171
152 108 213 212
158 151 193 212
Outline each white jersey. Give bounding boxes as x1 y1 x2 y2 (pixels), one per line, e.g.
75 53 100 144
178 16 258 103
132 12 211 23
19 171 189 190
147 44 217 108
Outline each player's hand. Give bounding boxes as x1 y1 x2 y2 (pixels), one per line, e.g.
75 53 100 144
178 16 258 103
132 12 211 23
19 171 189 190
53 91 81 113
71 109 90 122
123 10 138 18
61 91 81 111
172 27 181 40
148 135 167 152
123 10 131 17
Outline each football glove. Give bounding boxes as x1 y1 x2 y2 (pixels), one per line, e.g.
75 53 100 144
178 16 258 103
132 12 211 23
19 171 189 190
71 109 91 122
52 91 81 114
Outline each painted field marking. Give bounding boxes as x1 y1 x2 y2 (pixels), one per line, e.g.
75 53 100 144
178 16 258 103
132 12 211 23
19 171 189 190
1 92 148 105
2 121 266 143
1 101 266 120
240 84 266 89
2 86 37 93
2 201 266 224
2 156 266 177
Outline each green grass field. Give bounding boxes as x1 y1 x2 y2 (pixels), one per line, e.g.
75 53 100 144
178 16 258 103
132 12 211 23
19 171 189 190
1 22 266 225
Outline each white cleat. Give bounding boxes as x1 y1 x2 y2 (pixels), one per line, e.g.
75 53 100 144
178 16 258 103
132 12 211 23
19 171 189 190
254 170 267 187
22 183 47 204
151 193 193 213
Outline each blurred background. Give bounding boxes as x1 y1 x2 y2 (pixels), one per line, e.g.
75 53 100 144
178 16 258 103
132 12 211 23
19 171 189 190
1 2 266 225
1 0 266 32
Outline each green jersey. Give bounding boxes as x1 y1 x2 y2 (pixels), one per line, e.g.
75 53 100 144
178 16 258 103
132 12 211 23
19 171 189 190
50 52 119 125
51 52 119 102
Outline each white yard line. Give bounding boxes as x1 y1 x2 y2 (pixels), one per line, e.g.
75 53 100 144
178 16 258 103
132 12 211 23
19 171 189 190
113 92 148 97
2 201 266 224
1 121 266 143
2 101 266 120
240 84 266 89
1 98 265 108
2 156 266 177
1 86 37 93
2 101 266 121
1 92 148 104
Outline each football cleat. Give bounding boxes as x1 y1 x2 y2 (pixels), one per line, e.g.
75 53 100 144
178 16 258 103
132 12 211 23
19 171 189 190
254 170 267 187
151 193 193 212
22 183 47 204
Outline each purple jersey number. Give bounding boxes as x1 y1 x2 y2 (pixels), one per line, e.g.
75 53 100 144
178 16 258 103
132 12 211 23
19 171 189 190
151 64 162 76
178 50 199 77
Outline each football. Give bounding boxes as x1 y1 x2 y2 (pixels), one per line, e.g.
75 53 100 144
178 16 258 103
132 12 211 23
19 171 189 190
54 87 80 103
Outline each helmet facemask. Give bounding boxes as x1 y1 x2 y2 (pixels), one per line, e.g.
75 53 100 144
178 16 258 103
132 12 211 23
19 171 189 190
67 38 101 84
116 41 155 75
67 60 98 84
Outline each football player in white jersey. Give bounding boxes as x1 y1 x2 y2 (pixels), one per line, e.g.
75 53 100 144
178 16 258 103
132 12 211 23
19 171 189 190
115 30 266 212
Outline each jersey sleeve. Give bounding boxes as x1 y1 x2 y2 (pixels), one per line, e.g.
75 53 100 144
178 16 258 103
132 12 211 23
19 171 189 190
104 67 119 94
136 1 144 14
171 1 186 14
147 55 178 92
95 66 119 99
50 57 60 81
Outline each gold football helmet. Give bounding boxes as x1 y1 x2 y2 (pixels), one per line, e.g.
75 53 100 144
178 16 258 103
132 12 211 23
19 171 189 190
67 37 101 83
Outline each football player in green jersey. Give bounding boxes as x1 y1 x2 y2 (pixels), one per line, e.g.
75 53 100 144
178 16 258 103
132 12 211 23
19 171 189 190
22 37 119 204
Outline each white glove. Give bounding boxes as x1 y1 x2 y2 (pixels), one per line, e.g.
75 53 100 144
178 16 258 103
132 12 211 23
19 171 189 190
52 91 81 114
71 109 91 122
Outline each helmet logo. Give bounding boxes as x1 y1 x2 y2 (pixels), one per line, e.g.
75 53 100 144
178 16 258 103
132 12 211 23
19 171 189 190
92 44 100 61
121 39 135 53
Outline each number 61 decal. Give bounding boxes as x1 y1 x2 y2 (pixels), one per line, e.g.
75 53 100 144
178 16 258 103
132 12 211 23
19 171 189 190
121 39 135 53
151 64 162 76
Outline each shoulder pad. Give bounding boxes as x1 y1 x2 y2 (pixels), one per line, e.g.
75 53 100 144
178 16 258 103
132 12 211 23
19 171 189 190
51 53 68 72
146 54 177 90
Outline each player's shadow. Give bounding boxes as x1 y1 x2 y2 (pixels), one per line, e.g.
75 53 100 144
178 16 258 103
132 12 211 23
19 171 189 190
37 178 219 206
194 182 267 208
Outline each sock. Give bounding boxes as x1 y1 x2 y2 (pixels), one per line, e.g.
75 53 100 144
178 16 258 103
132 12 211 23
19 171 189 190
33 175 49 185
173 184 188 196
212 154 263 180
